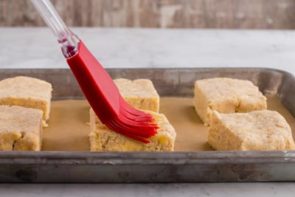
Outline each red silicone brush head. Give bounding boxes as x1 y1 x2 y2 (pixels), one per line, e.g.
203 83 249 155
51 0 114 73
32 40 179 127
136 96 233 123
67 41 158 143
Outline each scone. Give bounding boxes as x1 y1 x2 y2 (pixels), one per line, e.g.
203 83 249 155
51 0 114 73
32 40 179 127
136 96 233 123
114 78 159 112
0 76 52 125
0 105 43 151
194 78 267 124
89 109 176 151
208 110 295 151
92 78 160 124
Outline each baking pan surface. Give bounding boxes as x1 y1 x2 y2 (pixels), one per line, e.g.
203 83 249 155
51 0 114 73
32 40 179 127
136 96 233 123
0 67 294 183
42 96 295 152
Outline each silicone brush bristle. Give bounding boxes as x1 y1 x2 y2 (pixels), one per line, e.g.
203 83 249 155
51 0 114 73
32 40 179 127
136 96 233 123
101 99 158 142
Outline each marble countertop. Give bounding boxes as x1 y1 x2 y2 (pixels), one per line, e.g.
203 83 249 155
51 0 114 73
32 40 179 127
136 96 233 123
0 183 295 197
0 27 295 196
0 28 295 75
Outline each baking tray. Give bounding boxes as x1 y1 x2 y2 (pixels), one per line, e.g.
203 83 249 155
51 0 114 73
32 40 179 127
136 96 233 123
0 67 294 183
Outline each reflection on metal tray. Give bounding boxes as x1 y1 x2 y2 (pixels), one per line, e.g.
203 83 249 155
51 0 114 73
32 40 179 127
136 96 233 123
0 67 294 183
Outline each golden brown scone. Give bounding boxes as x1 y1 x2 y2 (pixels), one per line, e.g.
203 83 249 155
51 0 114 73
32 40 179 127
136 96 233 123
114 78 160 112
92 78 160 127
194 78 267 124
0 105 43 151
208 110 295 151
89 78 173 151
89 109 176 151
0 76 52 126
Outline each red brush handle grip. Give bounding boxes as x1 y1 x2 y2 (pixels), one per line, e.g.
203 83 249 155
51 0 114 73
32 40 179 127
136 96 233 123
67 41 120 120
66 41 157 143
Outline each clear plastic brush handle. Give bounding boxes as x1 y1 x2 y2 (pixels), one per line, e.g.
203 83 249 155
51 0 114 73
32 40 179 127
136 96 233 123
31 0 79 58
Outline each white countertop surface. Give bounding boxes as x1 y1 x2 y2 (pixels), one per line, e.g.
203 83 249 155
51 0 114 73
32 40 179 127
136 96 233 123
1 28 295 75
0 27 295 196
0 183 295 197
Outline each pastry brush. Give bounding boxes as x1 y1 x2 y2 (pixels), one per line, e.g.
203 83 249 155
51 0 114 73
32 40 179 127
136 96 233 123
31 0 157 143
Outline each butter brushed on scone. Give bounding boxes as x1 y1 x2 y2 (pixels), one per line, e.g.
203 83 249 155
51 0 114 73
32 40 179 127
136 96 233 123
89 108 176 151
93 78 160 127
208 110 295 151
0 76 52 126
89 78 175 151
0 105 42 151
114 78 160 112
194 78 267 124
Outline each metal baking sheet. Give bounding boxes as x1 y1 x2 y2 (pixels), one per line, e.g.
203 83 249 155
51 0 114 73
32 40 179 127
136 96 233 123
0 67 294 183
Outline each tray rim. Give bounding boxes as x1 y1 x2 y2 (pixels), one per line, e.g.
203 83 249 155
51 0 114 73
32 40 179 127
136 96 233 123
0 66 293 75
0 150 295 164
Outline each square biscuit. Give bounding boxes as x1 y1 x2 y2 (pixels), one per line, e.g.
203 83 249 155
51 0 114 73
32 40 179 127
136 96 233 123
194 78 267 124
114 78 160 112
0 76 52 125
89 109 176 151
208 110 295 151
0 105 43 151
93 78 160 124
